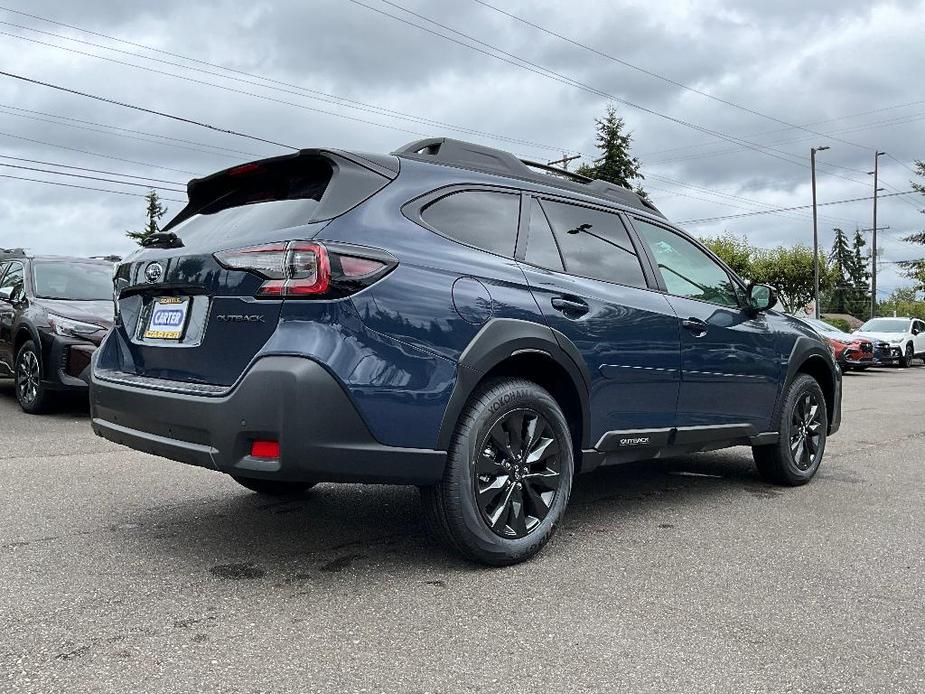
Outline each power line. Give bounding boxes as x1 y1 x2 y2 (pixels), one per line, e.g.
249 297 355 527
885 153 921 177
0 154 185 186
0 129 199 176
0 162 185 192
0 69 299 150
0 173 185 202
471 0 873 152
680 190 918 225
346 0 855 174
0 12 573 155
0 102 261 159
640 99 925 159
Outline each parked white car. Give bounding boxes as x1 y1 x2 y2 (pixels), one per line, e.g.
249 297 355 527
855 317 925 368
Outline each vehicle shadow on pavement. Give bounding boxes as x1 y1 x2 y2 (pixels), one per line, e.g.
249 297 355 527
0 381 90 417
113 449 779 579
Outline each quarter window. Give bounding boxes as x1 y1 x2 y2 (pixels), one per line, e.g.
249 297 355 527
523 200 564 271
634 219 739 307
421 190 520 257
539 200 647 288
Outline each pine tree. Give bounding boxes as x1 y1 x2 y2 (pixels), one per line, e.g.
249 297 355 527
898 160 925 292
575 105 646 198
827 227 852 313
846 228 872 319
126 190 168 246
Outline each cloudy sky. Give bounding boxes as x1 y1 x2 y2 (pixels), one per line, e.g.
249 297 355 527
0 0 923 298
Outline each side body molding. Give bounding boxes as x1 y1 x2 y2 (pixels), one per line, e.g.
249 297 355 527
436 318 591 451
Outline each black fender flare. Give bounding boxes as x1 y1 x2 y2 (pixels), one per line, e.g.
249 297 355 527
772 335 841 427
436 318 591 450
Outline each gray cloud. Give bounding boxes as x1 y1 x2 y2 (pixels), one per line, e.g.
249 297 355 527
0 0 922 294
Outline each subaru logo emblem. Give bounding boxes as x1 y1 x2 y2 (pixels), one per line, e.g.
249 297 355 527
144 262 163 283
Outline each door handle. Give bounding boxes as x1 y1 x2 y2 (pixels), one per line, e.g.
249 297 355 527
551 297 590 317
681 318 709 336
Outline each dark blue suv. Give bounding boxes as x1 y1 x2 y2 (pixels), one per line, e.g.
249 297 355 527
90 138 842 565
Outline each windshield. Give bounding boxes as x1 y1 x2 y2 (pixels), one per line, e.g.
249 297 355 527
33 262 113 301
860 318 910 333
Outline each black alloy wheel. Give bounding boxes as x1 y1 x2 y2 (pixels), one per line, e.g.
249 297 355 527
420 378 574 566
789 391 824 471
15 340 48 414
474 408 562 539
753 373 827 486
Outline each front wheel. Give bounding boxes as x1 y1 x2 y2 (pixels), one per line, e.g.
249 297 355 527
421 378 574 566
753 373 828 486
899 344 913 368
15 340 49 414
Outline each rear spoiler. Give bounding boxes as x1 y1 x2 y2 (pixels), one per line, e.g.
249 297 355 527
162 149 399 232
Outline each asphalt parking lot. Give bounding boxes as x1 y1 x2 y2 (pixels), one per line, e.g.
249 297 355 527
1 367 923 694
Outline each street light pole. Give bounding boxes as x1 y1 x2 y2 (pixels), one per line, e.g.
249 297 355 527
811 146 830 318
870 151 885 318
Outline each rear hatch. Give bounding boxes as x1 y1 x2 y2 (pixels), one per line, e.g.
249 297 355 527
102 149 397 387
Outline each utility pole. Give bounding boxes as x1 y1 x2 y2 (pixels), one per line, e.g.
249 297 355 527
869 151 885 317
811 146 830 318
547 153 581 170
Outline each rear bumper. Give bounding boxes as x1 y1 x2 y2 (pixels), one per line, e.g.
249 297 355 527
90 356 446 485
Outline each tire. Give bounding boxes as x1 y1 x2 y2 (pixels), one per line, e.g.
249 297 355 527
230 476 316 497
753 373 828 486
899 344 913 368
420 378 574 566
15 340 49 414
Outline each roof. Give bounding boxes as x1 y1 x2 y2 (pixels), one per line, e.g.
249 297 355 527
392 137 664 218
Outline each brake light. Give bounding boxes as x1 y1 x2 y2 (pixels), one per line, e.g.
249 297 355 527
214 240 395 299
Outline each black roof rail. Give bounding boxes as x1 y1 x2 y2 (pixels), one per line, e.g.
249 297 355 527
392 137 664 218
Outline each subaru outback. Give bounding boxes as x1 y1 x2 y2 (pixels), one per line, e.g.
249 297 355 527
90 137 842 565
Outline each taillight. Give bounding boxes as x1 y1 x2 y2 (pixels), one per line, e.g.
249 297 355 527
214 240 396 299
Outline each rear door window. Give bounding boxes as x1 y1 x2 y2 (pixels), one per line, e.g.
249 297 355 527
421 190 520 257
539 199 647 288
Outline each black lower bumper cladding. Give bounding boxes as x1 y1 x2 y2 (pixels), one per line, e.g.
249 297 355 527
90 356 446 485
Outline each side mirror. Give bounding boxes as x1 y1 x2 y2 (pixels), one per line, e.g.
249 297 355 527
748 283 775 312
0 287 11 301
913 327 921 336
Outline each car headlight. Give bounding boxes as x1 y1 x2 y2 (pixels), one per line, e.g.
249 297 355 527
889 339 903 345
48 314 106 338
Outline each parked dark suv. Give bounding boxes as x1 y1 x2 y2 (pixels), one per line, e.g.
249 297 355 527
1 251 114 413
90 138 842 565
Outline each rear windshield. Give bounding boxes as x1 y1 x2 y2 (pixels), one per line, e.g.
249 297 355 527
860 318 910 333
33 262 113 301
170 157 333 239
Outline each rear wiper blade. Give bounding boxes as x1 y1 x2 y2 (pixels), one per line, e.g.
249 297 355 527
141 232 184 249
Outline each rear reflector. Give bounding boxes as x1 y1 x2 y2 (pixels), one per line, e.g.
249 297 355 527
250 440 280 459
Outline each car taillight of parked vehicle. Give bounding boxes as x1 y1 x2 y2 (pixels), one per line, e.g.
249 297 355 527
214 241 397 299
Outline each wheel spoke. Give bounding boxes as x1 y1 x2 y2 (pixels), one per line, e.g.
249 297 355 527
525 435 558 465
487 483 517 529
523 478 553 521
506 485 528 537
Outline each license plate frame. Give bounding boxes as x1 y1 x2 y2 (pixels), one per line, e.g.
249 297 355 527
143 296 191 341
